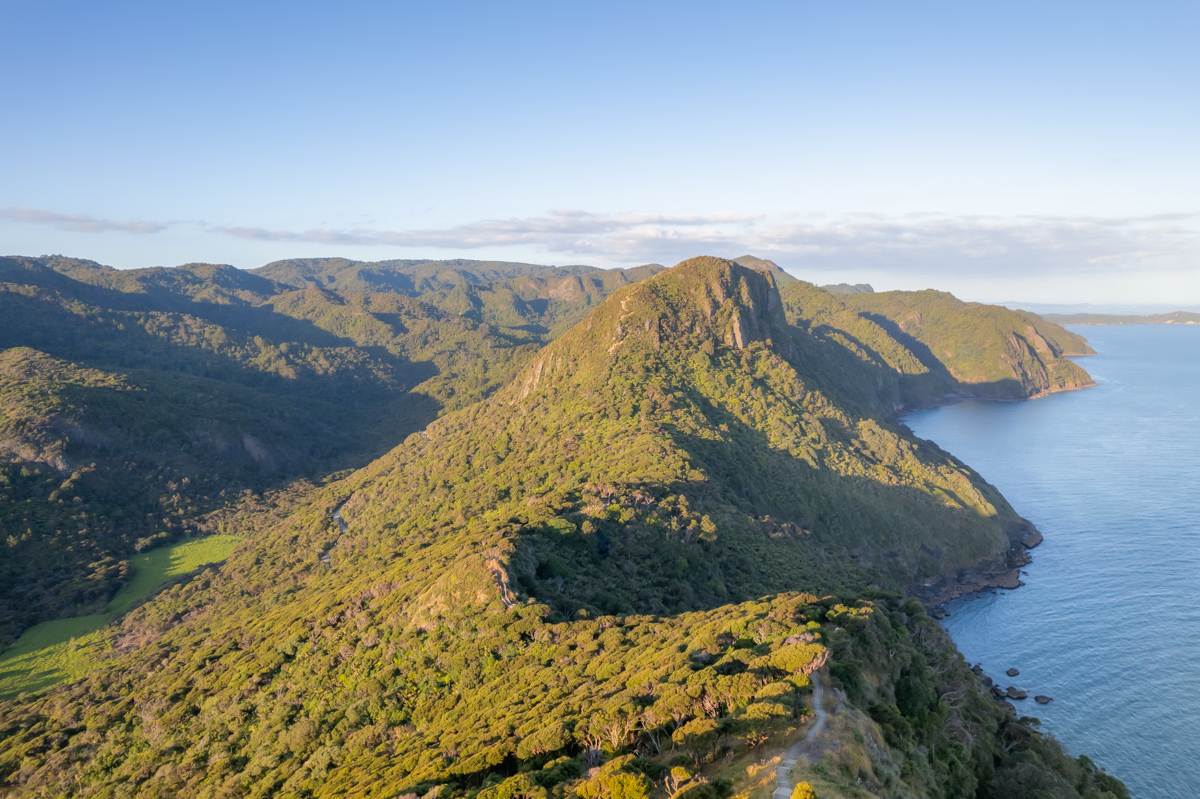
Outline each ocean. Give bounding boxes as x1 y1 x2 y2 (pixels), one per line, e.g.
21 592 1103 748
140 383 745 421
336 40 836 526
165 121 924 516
905 324 1200 799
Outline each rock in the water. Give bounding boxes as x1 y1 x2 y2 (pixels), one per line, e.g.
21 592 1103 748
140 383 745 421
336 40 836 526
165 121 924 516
991 686 1006 699
1006 667 1020 677
1006 686 1028 700
1035 695 1054 705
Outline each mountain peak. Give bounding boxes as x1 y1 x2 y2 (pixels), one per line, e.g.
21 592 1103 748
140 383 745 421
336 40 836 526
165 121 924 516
509 257 792 402
666 256 789 349
732 254 786 275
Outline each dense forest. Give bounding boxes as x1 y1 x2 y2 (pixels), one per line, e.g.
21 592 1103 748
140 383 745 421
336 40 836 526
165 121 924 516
0 255 654 644
0 256 1122 797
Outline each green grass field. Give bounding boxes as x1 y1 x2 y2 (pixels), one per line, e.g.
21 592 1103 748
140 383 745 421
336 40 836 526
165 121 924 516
0 535 240 699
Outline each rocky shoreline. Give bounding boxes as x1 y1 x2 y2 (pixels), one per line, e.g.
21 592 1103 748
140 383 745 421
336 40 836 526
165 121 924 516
898 363 1092 713
920 520 1044 610
902 375 1089 612
893 367 1097 419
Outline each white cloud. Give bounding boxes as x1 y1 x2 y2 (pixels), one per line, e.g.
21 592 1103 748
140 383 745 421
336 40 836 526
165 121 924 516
4 206 1197 280
0 207 169 234
208 210 1199 277
206 211 759 252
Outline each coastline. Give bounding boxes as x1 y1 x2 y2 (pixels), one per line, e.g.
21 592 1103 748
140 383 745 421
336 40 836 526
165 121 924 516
920 535 1037 610
899 375 1092 611
891 369 1096 419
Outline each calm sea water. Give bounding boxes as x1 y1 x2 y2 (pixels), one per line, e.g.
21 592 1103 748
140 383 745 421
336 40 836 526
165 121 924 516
905 325 1200 799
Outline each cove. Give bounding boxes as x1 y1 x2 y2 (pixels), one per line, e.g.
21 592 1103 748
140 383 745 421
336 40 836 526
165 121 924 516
905 324 1200 798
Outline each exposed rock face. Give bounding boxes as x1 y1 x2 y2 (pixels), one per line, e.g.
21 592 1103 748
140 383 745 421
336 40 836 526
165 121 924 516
1006 686 1028 700
993 569 1023 590
698 259 791 355
923 523 1041 606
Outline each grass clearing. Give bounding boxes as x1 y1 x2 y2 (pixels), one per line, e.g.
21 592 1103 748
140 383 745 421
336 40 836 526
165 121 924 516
0 535 240 699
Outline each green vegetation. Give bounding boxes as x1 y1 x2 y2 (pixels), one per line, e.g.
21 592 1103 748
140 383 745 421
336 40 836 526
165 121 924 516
0 534 238 699
768 273 1093 411
105 534 241 615
791 782 817 799
729 256 1092 413
839 289 1094 399
0 255 655 644
818 283 873 296
0 254 1090 645
0 258 1121 798
802 599 1126 798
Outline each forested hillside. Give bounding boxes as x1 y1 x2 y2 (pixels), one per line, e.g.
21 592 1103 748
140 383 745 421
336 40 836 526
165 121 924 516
0 255 654 644
0 258 1122 798
762 269 1093 410
839 289 1094 400
0 254 1093 646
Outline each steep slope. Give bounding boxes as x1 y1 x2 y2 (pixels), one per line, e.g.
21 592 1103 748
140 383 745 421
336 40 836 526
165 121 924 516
773 278 1094 411
0 254 1093 645
0 346 357 637
0 258 1123 798
728 256 1091 410
841 289 1094 400
0 255 658 644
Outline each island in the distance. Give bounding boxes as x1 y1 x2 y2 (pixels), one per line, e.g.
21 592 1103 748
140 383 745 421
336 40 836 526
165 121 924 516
1044 310 1200 325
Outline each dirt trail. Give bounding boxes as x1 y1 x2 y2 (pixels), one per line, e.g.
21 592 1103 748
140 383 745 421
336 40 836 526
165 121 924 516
771 670 830 799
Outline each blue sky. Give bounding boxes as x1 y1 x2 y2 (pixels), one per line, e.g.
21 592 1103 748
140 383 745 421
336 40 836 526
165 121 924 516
2 0 1198 304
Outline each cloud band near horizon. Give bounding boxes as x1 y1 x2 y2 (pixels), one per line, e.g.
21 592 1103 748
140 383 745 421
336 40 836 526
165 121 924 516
3 206 1197 277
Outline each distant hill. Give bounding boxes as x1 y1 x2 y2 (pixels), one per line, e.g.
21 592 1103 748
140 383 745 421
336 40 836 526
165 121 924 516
841 289 1094 397
0 255 658 644
255 257 662 334
731 254 788 275
0 254 1097 647
774 278 1093 411
0 257 1123 799
1044 310 1200 325
820 282 875 295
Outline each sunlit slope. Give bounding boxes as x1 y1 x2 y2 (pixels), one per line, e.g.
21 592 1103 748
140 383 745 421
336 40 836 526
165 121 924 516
0 535 239 699
0 258 1123 798
842 289 1094 399
0 255 658 644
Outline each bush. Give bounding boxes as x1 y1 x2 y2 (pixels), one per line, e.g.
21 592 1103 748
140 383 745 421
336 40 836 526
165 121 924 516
790 782 816 799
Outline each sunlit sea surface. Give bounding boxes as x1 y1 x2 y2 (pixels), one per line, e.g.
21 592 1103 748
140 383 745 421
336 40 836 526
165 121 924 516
905 325 1200 799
